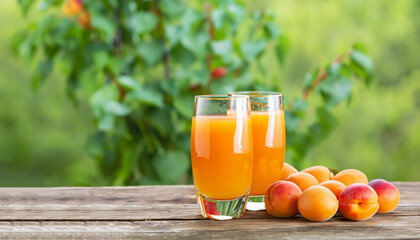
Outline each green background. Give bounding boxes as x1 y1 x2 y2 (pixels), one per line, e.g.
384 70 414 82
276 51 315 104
1 0 419 186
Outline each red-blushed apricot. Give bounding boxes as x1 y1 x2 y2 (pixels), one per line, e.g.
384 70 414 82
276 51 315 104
62 0 83 16
333 169 368 186
298 185 338 221
281 163 298 180
211 67 227 79
368 179 400 213
265 181 302 218
302 166 333 183
320 180 346 199
338 183 379 221
285 172 319 191
78 11 90 29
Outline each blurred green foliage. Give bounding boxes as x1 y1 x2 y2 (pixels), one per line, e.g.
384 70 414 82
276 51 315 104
13 0 297 186
12 0 371 186
270 0 420 181
0 1 96 186
1 0 420 186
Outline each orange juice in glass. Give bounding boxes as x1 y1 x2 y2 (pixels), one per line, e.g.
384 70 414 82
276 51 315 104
230 91 285 211
191 95 253 220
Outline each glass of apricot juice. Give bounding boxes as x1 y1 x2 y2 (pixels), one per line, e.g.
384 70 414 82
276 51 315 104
191 95 253 220
229 91 285 211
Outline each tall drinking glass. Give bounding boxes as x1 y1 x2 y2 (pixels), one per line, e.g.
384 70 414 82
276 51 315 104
191 95 253 220
229 91 285 211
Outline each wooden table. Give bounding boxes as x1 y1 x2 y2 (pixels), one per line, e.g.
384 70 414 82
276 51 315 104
0 182 418 239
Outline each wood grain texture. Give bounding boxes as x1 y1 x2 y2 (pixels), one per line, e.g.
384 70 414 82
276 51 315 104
0 217 419 239
0 182 418 238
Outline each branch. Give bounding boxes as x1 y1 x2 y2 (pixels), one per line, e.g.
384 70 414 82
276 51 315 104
152 0 170 79
303 50 353 100
250 14 266 40
111 5 125 99
205 2 214 71
113 6 122 57
205 2 214 92
111 75 125 100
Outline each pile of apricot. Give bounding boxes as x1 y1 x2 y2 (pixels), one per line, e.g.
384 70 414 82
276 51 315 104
265 163 400 221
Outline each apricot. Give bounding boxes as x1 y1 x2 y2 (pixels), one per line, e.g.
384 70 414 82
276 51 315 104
211 67 227 79
62 0 83 16
79 11 90 29
302 166 333 183
298 185 338 221
333 169 368 186
281 163 298 180
285 172 319 191
338 183 379 221
265 181 302 218
368 179 400 213
320 180 346 199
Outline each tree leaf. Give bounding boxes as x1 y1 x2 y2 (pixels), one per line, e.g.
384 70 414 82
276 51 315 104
284 110 299 133
93 51 109 70
275 35 290 65
137 40 164 66
118 75 140 90
181 8 205 30
234 71 252 89
226 2 244 21
210 78 236 94
241 40 266 61
91 14 115 42
190 69 209 86
17 0 34 16
106 57 122 75
350 50 374 86
180 31 209 58
320 77 353 107
264 22 280 39
147 109 172 137
127 87 164 108
316 107 338 132
98 113 115 131
158 0 185 17
165 25 181 47
85 131 106 158
211 39 233 57
174 95 194 118
293 99 307 118
103 100 132 116
90 84 119 118
303 69 319 91
32 59 52 89
152 150 189 183
171 44 195 68
211 9 224 30
128 11 158 35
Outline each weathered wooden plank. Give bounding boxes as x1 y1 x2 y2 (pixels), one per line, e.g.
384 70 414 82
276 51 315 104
0 204 418 221
0 216 419 239
0 183 416 205
0 183 418 221
0 183 418 238
0 182 416 205
0 186 197 205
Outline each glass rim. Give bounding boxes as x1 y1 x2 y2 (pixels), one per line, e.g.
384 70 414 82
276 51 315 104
229 91 282 98
195 94 250 100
